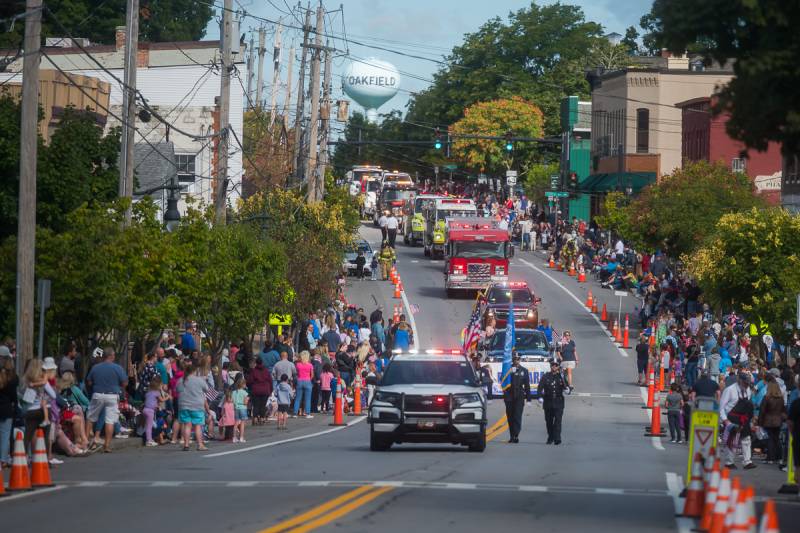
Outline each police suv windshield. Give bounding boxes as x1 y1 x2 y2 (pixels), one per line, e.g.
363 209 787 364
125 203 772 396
487 288 532 304
452 241 506 259
380 360 479 386
487 330 549 356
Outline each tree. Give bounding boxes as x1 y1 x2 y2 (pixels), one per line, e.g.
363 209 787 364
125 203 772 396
621 26 640 55
522 162 558 205
450 97 544 175
586 39 634 70
688 208 800 341
406 2 603 135
0 0 214 48
0 97 119 240
626 161 765 258
650 0 800 154
172 206 289 356
242 109 293 193
594 191 638 246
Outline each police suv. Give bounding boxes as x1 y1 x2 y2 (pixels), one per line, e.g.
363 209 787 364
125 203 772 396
368 349 487 452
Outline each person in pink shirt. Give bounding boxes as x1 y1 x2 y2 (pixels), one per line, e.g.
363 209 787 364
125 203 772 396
293 351 314 418
319 364 334 413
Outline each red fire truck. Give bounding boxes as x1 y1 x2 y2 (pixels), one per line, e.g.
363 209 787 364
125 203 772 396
443 217 513 297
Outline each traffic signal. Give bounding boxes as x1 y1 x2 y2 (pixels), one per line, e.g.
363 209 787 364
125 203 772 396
569 172 578 190
504 131 513 152
434 128 442 150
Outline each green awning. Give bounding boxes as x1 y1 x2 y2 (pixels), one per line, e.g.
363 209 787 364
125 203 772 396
582 172 657 193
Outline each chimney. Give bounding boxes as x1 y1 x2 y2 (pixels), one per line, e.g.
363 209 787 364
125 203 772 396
116 26 126 50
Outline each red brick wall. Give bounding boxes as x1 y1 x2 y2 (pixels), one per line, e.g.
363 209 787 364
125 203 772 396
708 112 782 177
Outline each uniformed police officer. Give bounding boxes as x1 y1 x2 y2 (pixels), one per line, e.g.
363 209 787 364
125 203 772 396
504 352 531 443
537 359 570 445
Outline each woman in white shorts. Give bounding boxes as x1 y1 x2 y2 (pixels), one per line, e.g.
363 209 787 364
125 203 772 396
558 331 579 391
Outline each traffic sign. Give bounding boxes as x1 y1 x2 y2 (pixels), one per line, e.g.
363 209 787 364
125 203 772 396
550 174 559 190
506 176 517 185
269 313 292 326
685 408 718 485
443 164 457 171
544 191 569 198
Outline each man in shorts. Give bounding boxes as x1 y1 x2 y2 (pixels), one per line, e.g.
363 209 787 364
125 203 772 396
85 348 128 453
557 331 579 392
276 374 293 430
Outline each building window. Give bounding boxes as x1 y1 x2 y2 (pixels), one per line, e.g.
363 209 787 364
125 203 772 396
176 154 196 183
731 158 746 174
636 108 649 154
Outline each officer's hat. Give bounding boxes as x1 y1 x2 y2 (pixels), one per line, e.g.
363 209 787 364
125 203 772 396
549 358 560 367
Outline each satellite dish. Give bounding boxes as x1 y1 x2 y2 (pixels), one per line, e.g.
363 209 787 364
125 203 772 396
342 58 401 122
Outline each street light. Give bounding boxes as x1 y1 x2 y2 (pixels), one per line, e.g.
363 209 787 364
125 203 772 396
164 195 181 232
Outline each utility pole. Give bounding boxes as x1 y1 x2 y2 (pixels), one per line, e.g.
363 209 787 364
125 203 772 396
15 0 42 374
119 0 139 225
305 1 324 202
255 26 266 108
282 45 294 124
292 5 312 185
215 0 233 224
269 22 282 128
317 40 332 195
246 34 255 107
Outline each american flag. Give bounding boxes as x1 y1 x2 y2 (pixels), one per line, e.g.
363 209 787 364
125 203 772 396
462 303 483 353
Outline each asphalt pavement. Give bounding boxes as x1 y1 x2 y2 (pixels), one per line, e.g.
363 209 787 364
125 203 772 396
2 221 798 532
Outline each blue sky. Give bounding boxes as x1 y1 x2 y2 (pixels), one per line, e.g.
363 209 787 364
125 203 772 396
211 0 654 115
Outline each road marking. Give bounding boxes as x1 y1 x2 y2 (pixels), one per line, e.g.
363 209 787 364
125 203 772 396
227 481 259 487
151 481 183 487
666 472 694 533
518 485 548 492
640 386 665 451
203 416 366 458
264 485 394 533
518 258 628 357
298 481 330 487
259 485 379 533
0 485 65 503
595 488 625 495
486 421 509 442
411 260 419 263
572 392 641 399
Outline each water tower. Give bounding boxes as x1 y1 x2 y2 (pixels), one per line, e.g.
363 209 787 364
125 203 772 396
342 58 401 122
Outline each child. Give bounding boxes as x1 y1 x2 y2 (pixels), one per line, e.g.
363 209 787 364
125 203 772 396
266 392 278 421
319 364 333 413
370 254 379 281
276 374 292 430
664 383 684 444
231 378 249 443
219 389 236 441
365 362 379 405
143 376 162 447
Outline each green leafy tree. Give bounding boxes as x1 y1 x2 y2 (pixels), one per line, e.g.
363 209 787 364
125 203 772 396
594 191 639 246
523 162 558 205
172 206 289 356
406 2 603 135
626 161 765 257
622 26 640 55
0 97 119 240
450 97 544 175
689 208 800 340
650 0 800 154
0 0 214 48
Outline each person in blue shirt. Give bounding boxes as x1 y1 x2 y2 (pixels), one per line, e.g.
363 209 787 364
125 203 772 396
180 323 196 352
537 319 553 344
259 342 280 370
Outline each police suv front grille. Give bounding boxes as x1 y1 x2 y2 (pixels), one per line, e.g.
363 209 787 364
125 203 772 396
404 395 448 413
495 308 527 319
467 263 490 282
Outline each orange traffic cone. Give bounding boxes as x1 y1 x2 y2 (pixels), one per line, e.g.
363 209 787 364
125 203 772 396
615 320 623 343
600 302 607 322
568 262 576 276
7 429 31 491
682 453 706 517
330 380 346 427
585 290 593 309
709 468 732 533
548 255 555 268
393 283 402 299
643 362 655 409
724 476 741 533
31 429 54 488
658 365 666 392
622 314 630 349
353 385 362 416
398 280 404 293
592 300 598 314
699 460 721 531
578 265 586 283
0 466 6 498
649 332 656 349
758 499 780 533
730 485 755 533
644 391 664 436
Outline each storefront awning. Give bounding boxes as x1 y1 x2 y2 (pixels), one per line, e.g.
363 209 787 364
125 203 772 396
582 172 657 193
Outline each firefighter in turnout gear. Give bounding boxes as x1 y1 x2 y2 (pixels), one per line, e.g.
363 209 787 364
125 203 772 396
503 352 531 443
379 241 396 280
537 360 570 445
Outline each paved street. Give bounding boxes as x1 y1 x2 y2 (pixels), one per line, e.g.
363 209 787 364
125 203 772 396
3 222 798 532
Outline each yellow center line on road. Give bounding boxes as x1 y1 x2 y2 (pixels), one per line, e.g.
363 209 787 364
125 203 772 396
284 486 394 533
486 414 509 442
259 485 379 533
